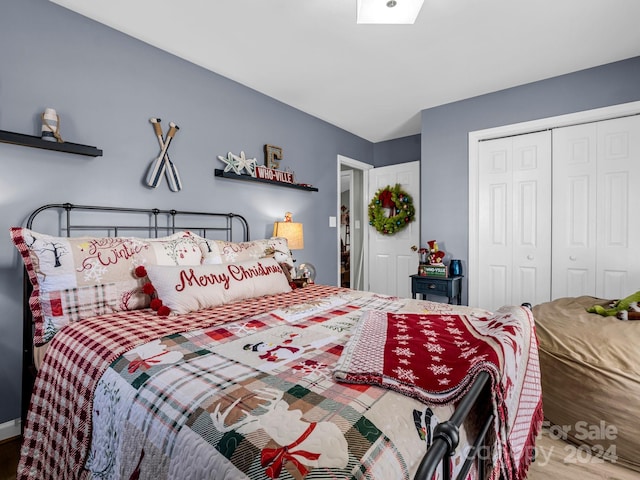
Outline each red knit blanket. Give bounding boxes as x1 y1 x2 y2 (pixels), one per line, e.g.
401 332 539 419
334 307 543 480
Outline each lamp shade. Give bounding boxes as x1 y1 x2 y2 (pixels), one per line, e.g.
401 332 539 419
273 222 304 250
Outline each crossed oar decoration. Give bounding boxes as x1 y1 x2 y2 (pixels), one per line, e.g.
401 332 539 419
146 117 183 191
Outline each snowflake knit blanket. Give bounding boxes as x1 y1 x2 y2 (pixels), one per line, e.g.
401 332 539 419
333 307 543 480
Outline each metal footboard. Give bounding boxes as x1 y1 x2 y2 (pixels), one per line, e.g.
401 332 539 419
413 371 493 480
414 303 533 480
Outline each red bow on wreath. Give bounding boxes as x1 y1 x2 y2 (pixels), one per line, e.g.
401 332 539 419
378 189 394 209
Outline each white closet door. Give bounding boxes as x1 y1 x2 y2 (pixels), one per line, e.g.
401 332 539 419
553 115 640 299
512 133 552 306
595 115 640 298
477 131 551 311
552 123 598 298
478 137 513 310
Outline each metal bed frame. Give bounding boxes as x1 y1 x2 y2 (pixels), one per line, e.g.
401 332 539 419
20 203 507 480
21 203 250 427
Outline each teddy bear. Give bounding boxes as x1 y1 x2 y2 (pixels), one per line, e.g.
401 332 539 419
587 290 640 320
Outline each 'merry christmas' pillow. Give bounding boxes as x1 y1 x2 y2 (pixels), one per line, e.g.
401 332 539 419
145 258 292 315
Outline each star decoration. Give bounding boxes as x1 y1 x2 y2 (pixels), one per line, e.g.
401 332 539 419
232 151 257 176
218 152 242 174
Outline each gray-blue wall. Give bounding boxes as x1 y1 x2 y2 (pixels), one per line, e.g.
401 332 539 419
3 0 638 427
373 134 421 167
421 56 640 305
0 0 381 423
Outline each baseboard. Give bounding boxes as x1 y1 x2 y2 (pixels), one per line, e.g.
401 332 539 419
0 418 21 441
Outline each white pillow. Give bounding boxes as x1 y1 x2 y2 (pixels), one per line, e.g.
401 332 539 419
196 236 294 268
145 257 292 315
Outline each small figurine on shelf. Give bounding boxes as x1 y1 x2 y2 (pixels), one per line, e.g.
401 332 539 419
413 241 448 277
412 245 432 276
427 240 445 266
41 108 63 143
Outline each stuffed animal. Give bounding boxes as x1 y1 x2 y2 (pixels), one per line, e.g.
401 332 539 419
617 302 640 321
426 240 446 265
587 290 640 320
429 250 445 265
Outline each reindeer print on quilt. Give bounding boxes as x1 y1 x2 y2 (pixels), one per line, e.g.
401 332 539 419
86 291 478 480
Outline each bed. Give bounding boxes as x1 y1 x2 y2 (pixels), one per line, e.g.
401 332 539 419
13 203 543 480
533 296 640 473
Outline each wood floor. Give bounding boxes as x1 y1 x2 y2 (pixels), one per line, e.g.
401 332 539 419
0 437 20 480
0 429 637 479
528 428 638 480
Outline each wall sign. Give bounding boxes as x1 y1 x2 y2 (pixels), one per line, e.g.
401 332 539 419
264 144 283 169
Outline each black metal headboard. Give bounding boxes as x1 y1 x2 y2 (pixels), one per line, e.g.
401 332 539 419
21 203 250 424
25 203 250 239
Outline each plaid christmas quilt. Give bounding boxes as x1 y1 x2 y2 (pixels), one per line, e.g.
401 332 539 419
17 286 539 480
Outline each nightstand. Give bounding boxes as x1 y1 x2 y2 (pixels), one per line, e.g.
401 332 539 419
410 275 463 305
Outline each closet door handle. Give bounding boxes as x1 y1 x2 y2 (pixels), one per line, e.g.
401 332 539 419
527 255 534 260
569 256 577 261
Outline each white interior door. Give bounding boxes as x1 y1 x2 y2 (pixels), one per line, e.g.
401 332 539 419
512 134 552 306
367 161 420 297
553 115 640 299
595 115 640 298
552 123 598 298
478 137 513 310
477 132 551 311
469 102 640 308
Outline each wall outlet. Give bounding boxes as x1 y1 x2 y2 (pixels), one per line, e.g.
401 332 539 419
329 216 337 227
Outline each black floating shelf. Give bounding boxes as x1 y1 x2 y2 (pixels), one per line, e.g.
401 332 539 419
0 130 103 157
214 169 318 192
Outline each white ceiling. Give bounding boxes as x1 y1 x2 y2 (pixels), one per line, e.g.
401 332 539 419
50 0 640 143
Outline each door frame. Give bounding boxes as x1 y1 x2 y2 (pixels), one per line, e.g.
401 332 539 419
468 100 640 306
337 155 373 289
339 169 354 287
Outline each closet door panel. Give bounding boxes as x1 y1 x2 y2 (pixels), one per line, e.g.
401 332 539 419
512 132 552 307
565 268 592 297
478 138 512 311
478 132 551 310
552 123 597 299
596 115 640 298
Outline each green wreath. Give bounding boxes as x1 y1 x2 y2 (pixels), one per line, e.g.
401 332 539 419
368 184 415 235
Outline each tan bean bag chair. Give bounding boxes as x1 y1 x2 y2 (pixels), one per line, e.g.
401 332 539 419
534 296 639 472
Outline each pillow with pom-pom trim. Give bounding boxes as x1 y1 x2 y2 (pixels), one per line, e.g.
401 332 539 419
145 257 291 315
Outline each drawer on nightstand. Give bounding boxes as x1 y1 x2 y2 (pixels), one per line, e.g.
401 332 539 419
413 278 449 295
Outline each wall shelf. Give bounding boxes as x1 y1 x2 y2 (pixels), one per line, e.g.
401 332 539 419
0 130 103 157
214 169 318 191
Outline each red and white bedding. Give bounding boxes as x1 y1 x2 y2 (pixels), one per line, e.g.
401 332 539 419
334 308 543 480
17 286 542 480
